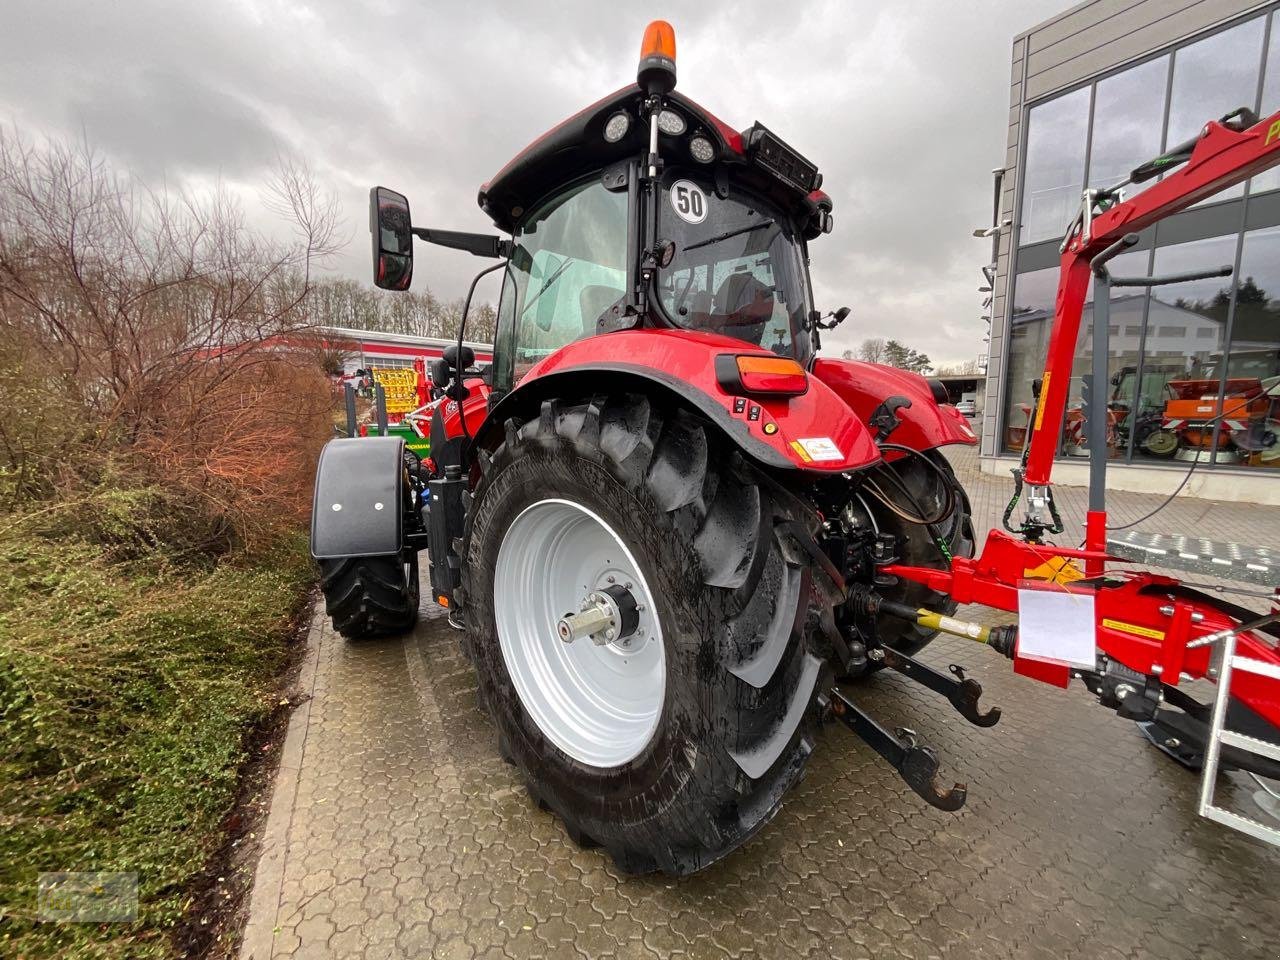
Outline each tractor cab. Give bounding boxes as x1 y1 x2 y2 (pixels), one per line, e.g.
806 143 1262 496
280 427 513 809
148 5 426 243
371 22 838 399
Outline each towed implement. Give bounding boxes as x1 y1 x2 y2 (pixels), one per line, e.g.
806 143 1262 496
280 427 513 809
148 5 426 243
312 22 1280 872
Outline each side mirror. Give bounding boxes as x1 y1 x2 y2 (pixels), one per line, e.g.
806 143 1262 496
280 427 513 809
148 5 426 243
812 306 851 331
370 186 414 291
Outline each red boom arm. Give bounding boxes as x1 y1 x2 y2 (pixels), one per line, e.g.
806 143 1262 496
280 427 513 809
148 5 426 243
888 107 1280 729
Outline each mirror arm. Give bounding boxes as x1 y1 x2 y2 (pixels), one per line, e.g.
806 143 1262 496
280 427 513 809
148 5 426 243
411 227 511 259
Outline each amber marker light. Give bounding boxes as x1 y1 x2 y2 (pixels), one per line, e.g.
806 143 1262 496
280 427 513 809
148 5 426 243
734 356 808 396
637 20 677 94
640 20 676 62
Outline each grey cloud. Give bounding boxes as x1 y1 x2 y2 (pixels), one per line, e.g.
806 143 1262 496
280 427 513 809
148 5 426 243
68 70 279 178
1 0 1065 365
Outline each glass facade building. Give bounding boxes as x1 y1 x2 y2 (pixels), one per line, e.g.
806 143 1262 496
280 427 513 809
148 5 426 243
988 2 1280 475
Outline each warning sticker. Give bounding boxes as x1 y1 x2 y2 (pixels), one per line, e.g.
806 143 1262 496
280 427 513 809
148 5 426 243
793 437 843 462
1101 618 1165 641
1033 371 1050 431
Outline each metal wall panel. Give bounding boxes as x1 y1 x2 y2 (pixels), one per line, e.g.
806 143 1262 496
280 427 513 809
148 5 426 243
1026 0 1153 55
1027 1 1266 99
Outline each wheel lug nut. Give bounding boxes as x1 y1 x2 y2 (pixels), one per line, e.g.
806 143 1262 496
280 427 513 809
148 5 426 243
607 576 616 584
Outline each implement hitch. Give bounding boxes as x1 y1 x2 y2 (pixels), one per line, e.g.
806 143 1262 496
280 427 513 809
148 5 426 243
820 689 967 811
879 648 1001 728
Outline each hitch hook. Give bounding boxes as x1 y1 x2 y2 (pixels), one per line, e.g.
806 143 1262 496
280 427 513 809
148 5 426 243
824 688 967 812
881 647 1002 728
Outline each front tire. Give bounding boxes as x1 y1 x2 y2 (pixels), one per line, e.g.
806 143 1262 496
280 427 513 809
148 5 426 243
461 395 829 875
319 552 420 640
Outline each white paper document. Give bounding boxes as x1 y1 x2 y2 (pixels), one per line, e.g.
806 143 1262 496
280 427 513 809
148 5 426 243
1015 587 1097 668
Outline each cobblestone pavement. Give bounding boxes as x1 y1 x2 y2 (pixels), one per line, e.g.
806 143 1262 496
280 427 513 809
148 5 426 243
241 444 1280 960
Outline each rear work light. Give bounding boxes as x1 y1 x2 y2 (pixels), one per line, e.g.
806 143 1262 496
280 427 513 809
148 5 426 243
743 122 821 194
716 354 809 397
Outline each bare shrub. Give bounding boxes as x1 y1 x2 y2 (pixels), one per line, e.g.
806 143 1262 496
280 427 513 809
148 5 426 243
0 129 340 547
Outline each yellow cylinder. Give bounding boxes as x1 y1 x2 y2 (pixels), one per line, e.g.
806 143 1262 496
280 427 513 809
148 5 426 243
914 609 992 643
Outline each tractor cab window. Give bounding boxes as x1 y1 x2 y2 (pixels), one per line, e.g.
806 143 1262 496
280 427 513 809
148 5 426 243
655 175 813 361
496 179 628 386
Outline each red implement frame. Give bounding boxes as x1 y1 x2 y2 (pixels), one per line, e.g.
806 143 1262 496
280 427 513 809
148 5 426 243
887 109 1280 728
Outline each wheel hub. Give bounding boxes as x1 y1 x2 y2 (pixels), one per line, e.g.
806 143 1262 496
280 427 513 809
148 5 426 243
493 498 665 768
557 583 640 646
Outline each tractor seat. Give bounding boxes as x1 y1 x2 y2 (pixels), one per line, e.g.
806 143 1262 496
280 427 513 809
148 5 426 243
713 273 774 345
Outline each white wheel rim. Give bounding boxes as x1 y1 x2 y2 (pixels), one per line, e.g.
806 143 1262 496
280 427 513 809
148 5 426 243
494 498 665 768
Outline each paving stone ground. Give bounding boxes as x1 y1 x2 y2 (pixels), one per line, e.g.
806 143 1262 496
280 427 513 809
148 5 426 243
241 444 1280 960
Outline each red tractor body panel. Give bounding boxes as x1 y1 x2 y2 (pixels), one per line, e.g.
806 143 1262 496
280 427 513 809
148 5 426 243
517 329 883 472
444 378 492 437
812 358 978 460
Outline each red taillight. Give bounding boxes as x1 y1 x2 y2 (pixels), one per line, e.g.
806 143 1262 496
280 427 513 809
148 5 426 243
734 355 808 396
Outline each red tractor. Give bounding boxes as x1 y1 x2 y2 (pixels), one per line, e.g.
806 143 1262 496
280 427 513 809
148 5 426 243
313 22 1280 871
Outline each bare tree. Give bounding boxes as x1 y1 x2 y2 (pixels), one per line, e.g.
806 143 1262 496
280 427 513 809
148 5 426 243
0 128 340 537
857 338 887 364
934 358 983 376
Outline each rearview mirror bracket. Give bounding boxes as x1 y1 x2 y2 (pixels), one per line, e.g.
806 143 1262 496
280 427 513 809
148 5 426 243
412 227 512 259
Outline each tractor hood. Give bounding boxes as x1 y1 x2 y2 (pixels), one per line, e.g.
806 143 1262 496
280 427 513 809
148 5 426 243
478 87 832 239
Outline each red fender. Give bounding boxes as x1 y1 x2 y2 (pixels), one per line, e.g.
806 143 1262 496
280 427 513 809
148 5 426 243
440 378 491 437
503 329 881 473
812 359 977 460
425 378 491 475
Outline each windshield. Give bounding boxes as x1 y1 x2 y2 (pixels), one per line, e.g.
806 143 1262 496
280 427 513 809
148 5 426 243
492 178 628 389
655 174 813 361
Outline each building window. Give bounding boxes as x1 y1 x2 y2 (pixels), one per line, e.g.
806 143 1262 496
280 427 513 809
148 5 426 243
1223 225 1280 468
1002 268 1058 451
1088 55 1169 196
1003 248 1157 458
1166 17 1265 205
1252 12 1280 195
1020 86 1091 245
1132 234 1240 463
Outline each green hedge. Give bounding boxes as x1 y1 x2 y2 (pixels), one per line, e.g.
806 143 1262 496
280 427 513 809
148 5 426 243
0 516 314 959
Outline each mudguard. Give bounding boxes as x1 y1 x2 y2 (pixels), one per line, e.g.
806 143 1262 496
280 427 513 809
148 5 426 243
310 436 405 559
812 358 977 459
474 329 881 472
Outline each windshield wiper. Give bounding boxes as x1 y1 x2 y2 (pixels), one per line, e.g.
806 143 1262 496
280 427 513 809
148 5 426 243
520 257 576 319
684 218 776 252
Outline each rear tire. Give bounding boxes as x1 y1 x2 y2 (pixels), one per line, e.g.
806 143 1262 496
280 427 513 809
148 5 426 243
461 395 830 875
319 552 420 640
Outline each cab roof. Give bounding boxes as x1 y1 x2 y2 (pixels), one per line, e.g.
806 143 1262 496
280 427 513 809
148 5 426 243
477 86 832 238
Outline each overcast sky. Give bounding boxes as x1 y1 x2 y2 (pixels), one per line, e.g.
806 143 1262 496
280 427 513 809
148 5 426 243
1 0 1066 365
